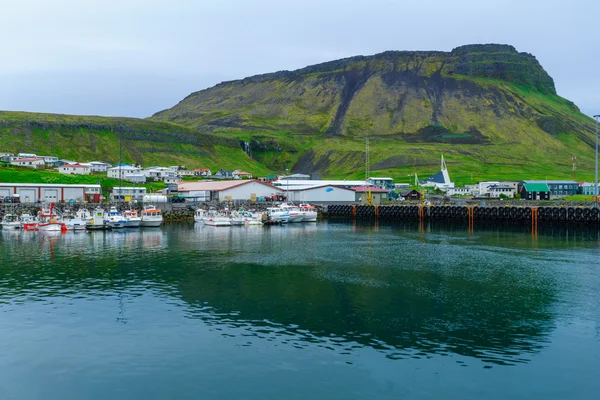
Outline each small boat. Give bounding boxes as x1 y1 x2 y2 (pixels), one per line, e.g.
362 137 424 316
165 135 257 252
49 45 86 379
266 207 290 224
105 207 127 229
238 210 263 225
123 209 142 228
141 205 163 227
37 204 66 232
229 210 246 226
202 209 231 227
86 208 111 230
20 213 39 230
298 203 318 222
1 214 21 229
279 203 304 223
62 208 88 231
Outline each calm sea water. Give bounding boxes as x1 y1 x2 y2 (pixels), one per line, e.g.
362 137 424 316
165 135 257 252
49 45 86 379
1 221 599 399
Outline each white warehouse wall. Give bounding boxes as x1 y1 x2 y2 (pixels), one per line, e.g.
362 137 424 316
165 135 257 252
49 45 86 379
217 182 282 201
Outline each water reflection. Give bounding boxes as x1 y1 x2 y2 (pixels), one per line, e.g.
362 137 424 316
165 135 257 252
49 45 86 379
1 222 594 367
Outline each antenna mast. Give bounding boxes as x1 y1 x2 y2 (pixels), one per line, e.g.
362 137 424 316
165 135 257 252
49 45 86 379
365 137 370 181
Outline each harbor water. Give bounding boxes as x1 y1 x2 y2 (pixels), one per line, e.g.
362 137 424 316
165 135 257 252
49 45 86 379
1 222 599 399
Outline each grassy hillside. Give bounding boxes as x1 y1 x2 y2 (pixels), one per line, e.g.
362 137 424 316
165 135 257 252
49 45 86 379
151 44 598 183
0 111 270 177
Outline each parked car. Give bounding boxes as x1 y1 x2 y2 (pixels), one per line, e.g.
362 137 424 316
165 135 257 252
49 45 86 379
0 195 21 204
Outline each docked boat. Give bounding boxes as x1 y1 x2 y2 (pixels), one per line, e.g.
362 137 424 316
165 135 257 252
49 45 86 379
62 208 89 231
1 214 21 229
279 203 304 223
266 207 290 224
124 209 142 228
229 210 246 226
141 205 163 227
20 213 39 230
196 209 231 226
298 203 318 222
105 207 127 229
86 208 111 230
37 204 66 232
239 210 263 225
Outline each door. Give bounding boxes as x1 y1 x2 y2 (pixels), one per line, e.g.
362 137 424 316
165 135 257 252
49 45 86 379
43 189 59 202
17 188 37 203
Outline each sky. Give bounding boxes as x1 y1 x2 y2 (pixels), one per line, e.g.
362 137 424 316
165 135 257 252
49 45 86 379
1 0 599 118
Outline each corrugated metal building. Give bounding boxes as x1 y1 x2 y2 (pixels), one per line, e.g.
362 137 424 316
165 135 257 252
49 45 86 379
0 183 102 203
177 180 282 201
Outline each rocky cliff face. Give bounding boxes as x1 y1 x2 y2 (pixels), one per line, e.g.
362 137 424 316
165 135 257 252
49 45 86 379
150 44 595 179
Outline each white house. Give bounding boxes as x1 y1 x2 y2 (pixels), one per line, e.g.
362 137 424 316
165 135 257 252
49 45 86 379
478 181 500 196
233 170 253 179
447 187 473 196
143 167 178 182
58 163 91 175
108 165 141 179
11 157 45 168
0 152 12 158
18 152 37 158
488 185 517 198
40 156 59 165
124 174 147 184
87 161 112 172
178 170 195 177
194 168 212 177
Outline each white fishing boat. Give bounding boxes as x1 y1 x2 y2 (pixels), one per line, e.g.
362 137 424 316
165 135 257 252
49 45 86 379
266 207 290 224
195 209 231 226
279 203 304 223
123 209 142 228
239 210 263 225
20 213 39 230
37 204 66 232
105 207 127 229
1 214 21 229
229 210 246 226
62 208 88 231
298 203 318 222
141 205 163 227
87 208 111 230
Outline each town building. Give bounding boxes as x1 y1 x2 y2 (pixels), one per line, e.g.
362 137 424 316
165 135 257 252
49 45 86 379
111 187 147 201
519 180 578 200
353 186 389 205
177 179 282 201
580 182 599 195
58 163 91 175
447 187 473 196
213 170 234 179
123 174 147 184
488 184 517 198
272 179 367 190
0 183 102 203
478 181 500 196
194 168 212 177
401 190 421 201
279 173 311 181
178 170 195 177
286 185 357 204
233 170 253 179
18 152 37 158
107 165 141 179
0 152 12 158
10 157 45 168
519 182 550 200
419 155 455 191
366 177 394 190
142 167 177 181
87 162 112 172
39 156 59 166
258 175 277 184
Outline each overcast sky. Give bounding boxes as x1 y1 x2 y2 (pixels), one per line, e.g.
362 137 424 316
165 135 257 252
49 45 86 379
1 0 598 118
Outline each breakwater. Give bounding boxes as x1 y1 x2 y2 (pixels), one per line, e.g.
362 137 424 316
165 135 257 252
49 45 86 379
326 205 600 224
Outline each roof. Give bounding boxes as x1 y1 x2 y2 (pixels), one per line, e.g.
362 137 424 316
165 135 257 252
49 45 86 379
489 185 514 190
521 180 578 185
272 179 367 187
12 157 43 162
235 171 251 175
61 163 88 168
420 171 445 184
368 177 393 180
177 179 282 192
352 186 389 193
523 182 550 192
194 168 211 172
109 165 140 170
401 190 420 196
286 184 356 192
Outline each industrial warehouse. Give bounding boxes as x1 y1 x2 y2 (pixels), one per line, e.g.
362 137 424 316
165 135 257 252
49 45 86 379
0 183 102 203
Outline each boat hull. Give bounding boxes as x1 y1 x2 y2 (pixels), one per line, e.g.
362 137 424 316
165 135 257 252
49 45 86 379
124 220 142 228
1 222 21 229
288 214 304 223
203 218 231 227
301 212 318 222
141 220 163 227
38 223 64 232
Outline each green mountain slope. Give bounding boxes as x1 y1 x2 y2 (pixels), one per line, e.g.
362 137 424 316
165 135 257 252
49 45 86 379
151 44 598 184
0 111 269 174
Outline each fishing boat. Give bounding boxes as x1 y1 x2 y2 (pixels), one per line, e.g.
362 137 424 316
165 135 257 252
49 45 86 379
229 210 246 226
196 209 231 226
279 203 304 223
141 205 163 227
123 209 142 228
105 207 127 229
0 214 21 229
20 213 39 230
86 208 111 230
266 207 290 224
62 208 88 231
298 203 318 222
37 204 66 232
239 210 263 225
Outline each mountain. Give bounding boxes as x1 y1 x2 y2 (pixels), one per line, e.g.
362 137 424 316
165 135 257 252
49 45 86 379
151 44 598 183
0 111 269 174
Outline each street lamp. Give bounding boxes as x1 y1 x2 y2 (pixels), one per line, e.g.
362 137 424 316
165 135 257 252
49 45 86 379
594 114 599 209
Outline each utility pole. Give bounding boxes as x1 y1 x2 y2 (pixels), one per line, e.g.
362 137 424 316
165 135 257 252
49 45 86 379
594 115 600 208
